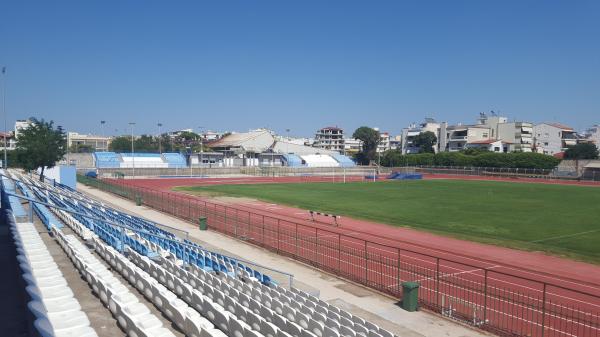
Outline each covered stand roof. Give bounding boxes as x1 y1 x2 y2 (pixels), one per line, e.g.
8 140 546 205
207 130 275 153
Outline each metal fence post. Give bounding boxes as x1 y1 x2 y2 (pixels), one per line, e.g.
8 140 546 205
541 283 547 337
397 248 401 295
483 269 488 324
276 219 280 253
436 258 440 308
338 234 341 273
364 241 368 284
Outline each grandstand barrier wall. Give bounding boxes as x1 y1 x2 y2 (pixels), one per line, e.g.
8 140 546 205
90 166 379 178
81 175 600 337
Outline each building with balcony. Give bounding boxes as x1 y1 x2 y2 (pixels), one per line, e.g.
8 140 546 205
14 119 33 139
343 138 362 155
67 132 112 152
465 139 513 153
477 112 533 152
533 123 578 155
314 126 344 152
444 124 491 152
400 118 447 154
374 129 390 153
0 132 16 151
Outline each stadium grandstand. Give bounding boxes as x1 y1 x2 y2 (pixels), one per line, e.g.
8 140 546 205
88 142 355 169
0 168 398 337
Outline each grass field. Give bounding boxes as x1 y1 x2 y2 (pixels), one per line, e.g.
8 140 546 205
176 180 600 263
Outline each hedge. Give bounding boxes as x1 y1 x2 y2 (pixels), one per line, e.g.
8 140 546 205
381 150 561 170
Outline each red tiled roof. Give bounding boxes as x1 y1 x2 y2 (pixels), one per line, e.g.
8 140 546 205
546 123 573 131
553 152 565 159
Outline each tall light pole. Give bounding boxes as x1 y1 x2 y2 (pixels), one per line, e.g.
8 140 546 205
157 123 163 153
100 120 106 151
129 122 136 178
2 66 7 168
197 126 204 166
286 128 291 155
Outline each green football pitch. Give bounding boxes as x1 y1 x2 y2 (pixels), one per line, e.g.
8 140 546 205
175 180 600 263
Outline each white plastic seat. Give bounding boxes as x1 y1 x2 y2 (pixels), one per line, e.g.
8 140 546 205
26 284 73 302
323 326 340 337
228 316 250 337
163 297 188 331
34 318 98 337
308 319 324 337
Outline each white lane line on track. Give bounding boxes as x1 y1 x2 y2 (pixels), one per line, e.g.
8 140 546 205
529 229 600 243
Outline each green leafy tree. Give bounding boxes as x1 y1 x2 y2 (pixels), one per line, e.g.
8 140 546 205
108 136 134 152
564 143 599 160
69 143 94 153
15 118 67 181
352 127 380 165
413 131 437 153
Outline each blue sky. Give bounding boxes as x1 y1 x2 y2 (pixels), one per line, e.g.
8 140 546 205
1 1 599 137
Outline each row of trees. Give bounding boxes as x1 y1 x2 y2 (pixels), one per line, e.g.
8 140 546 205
350 127 438 164
108 131 210 153
380 150 562 169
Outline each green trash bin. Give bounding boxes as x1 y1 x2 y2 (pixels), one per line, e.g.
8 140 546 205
135 195 142 206
402 282 420 312
198 217 208 230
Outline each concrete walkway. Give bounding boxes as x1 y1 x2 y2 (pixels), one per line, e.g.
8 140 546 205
78 183 491 337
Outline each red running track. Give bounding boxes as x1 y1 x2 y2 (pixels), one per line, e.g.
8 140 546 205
104 176 600 337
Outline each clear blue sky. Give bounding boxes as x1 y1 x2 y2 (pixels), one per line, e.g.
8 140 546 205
1 1 599 137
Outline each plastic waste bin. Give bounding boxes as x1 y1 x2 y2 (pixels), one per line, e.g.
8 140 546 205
402 282 419 312
198 217 208 230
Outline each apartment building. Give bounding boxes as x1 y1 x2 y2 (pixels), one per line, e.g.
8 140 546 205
477 112 533 152
314 126 344 152
533 123 578 155
343 138 362 155
374 129 390 153
446 124 491 152
67 132 111 152
14 119 33 139
400 118 447 154
583 125 600 145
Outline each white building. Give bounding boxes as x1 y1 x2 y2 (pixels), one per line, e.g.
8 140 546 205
400 118 447 154
314 126 344 153
583 125 600 145
0 132 16 150
465 140 513 153
67 132 111 152
376 130 390 153
533 123 578 155
343 138 362 155
446 124 491 152
14 119 33 139
477 112 533 152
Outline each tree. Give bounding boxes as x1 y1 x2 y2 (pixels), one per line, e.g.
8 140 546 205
413 131 437 153
15 118 67 181
564 143 599 160
69 143 94 153
352 127 380 165
109 136 134 152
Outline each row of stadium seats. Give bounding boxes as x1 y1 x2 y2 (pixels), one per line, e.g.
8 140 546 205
4 169 397 337
53 227 176 337
9 218 96 336
93 152 187 169
15 171 275 286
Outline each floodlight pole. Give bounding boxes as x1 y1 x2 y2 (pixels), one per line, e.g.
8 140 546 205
157 122 163 153
2 66 7 168
100 120 107 151
129 122 136 178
